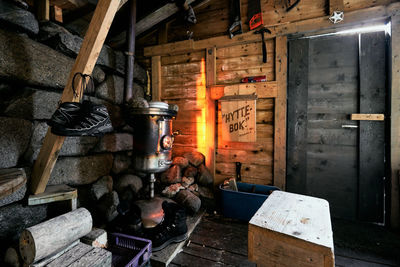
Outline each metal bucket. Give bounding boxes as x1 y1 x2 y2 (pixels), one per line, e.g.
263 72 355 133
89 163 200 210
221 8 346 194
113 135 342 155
128 102 177 173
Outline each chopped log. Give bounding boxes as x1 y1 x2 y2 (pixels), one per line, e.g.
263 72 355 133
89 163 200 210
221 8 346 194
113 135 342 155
0 168 26 199
19 208 92 265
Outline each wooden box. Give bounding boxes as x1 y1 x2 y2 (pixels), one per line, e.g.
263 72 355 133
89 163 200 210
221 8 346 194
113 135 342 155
248 191 334 267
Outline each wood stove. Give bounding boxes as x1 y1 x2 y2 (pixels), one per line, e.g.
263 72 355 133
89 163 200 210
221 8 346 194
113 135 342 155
127 101 178 199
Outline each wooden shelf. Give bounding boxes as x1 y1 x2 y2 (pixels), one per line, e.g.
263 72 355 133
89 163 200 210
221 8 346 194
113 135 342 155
210 81 277 100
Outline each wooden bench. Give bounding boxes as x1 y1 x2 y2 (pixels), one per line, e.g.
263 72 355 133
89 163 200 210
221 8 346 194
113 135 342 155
248 191 334 267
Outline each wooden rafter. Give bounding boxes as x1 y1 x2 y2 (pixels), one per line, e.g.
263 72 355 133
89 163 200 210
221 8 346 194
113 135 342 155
109 0 196 47
30 0 121 194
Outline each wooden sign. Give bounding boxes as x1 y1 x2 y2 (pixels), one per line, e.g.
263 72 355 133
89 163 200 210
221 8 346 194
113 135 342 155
221 96 256 142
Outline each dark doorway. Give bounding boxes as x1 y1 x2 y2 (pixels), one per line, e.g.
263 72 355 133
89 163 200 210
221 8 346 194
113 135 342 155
286 29 388 224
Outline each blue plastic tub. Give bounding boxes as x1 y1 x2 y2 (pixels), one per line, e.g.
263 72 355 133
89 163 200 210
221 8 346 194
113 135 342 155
219 182 280 221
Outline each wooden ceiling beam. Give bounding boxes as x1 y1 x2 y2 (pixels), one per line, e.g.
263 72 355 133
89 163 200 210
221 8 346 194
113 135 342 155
109 0 196 47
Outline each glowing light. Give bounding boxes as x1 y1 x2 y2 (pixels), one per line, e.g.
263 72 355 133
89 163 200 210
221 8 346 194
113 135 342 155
196 58 207 158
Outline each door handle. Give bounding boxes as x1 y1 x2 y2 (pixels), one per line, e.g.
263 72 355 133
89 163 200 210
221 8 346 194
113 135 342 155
342 125 358 129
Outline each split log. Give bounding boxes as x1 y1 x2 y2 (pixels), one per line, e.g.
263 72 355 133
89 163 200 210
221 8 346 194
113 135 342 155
19 208 92 265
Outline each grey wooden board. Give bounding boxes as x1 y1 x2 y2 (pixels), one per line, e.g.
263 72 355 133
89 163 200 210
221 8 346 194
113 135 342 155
45 242 111 267
335 248 399 267
170 214 253 266
68 247 111 267
171 251 224 267
32 240 80 267
177 242 255 267
287 38 309 194
287 34 360 220
358 31 386 223
307 34 359 220
335 255 396 267
28 184 77 206
183 215 248 256
150 209 205 267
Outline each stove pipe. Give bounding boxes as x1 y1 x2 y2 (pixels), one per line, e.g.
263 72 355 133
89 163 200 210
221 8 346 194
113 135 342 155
125 0 137 102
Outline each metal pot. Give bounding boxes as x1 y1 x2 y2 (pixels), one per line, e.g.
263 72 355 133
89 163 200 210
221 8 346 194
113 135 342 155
128 102 177 173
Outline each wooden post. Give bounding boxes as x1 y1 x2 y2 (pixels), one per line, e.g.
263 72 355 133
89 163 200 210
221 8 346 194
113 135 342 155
35 0 49 21
30 0 121 195
391 15 400 229
329 0 344 14
274 36 287 190
152 56 162 101
206 47 216 184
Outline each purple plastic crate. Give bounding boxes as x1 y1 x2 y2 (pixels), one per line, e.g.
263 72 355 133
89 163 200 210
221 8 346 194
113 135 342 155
107 233 152 267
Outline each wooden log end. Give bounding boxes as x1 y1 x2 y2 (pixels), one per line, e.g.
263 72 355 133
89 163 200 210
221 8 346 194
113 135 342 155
19 230 36 265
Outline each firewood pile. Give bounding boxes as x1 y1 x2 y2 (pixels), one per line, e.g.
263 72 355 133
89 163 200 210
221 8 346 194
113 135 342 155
158 151 214 214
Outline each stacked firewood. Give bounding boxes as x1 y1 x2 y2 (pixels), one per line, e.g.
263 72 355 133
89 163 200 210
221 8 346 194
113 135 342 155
158 151 214 214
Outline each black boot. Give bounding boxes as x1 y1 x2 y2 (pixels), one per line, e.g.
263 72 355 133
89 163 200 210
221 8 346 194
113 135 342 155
51 100 113 136
47 102 82 128
146 201 188 251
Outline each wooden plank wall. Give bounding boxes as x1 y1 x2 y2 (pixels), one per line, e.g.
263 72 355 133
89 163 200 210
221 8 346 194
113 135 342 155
139 0 396 46
215 40 275 186
157 40 277 186
159 51 208 157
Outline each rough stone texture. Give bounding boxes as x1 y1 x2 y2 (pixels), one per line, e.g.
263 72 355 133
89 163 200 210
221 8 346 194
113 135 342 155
96 75 144 104
48 154 113 186
0 203 47 245
96 75 124 104
172 157 189 169
114 174 143 196
183 165 198 178
5 89 119 123
183 151 205 167
112 153 132 174
5 88 61 120
91 175 113 201
0 117 32 168
0 183 26 207
94 133 133 153
175 189 201 214
0 83 16 113
25 122 98 163
38 21 70 41
0 0 39 35
161 165 182 184
197 164 213 186
42 27 147 81
162 183 185 198
181 176 195 188
97 191 119 222
0 28 105 89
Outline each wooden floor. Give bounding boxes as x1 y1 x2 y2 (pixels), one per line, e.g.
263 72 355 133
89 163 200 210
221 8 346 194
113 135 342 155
169 214 400 267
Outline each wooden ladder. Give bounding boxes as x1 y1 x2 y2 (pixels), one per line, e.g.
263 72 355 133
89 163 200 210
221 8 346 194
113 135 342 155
30 0 121 194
